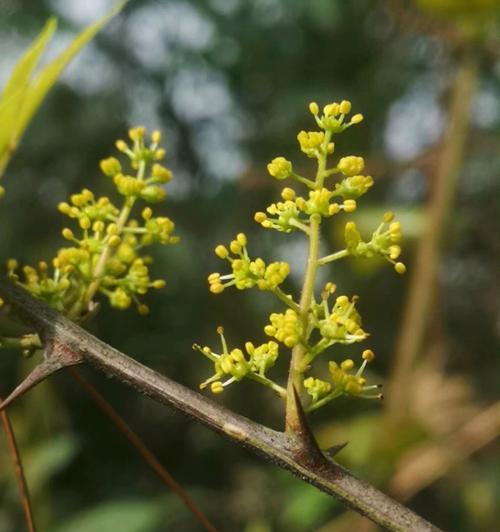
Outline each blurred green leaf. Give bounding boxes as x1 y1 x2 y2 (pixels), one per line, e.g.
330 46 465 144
0 1 126 178
0 18 57 112
50 499 169 532
23 434 79 493
281 483 332 531
0 18 57 173
415 0 500 19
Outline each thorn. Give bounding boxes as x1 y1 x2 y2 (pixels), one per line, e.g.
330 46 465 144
0 342 83 411
322 441 349 460
288 385 324 464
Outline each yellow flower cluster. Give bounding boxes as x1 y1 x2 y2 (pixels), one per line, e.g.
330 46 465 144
254 186 357 234
309 99 364 133
264 309 303 348
7 127 178 319
306 350 382 411
333 174 374 200
303 377 332 404
267 157 293 180
6 259 70 312
337 156 365 177
197 99 404 409
193 327 283 396
297 131 330 158
208 233 289 294
316 294 367 344
344 211 406 274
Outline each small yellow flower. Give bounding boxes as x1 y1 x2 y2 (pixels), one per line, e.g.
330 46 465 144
100 157 121 177
337 156 365 177
267 157 293 180
308 101 319 115
395 262 406 274
297 130 325 157
128 126 146 140
339 100 352 114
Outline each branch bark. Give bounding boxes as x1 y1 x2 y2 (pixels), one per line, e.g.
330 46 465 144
0 279 441 532
387 50 479 418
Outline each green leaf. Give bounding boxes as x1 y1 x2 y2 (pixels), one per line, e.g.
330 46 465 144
0 18 57 107
50 499 171 532
0 0 127 178
23 434 79 493
281 484 332 530
0 18 57 167
15 0 127 145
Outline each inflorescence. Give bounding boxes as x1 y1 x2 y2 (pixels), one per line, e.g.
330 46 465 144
6 127 178 322
195 100 406 412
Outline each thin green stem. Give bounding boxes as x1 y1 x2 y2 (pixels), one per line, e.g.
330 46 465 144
0 335 42 350
317 249 349 266
299 338 332 371
291 172 316 189
272 287 301 313
306 389 343 412
285 130 332 432
248 373 287 398
288 218 311 235
323 167 341 178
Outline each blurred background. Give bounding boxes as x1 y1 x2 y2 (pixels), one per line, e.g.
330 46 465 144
0 0 499 531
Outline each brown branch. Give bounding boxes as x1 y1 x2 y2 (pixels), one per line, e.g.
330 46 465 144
68 368 218 532
0 279 441 532
390 400 500 501
387 49 479 419
0 399 36 532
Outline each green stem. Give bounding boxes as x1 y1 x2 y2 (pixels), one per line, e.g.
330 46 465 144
272 287 301 313
248 373 287 398
291 172 316 189
288 218 311 235
323 167 341 178
0 335 42 350
285 130 331 432
306 389 343 412
299 337 332 371
317 248 349 266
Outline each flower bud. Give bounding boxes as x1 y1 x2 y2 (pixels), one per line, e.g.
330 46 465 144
309 101 319 115
337 156 365 177
140 185 167 203
339 100 352 114
267 157 293 180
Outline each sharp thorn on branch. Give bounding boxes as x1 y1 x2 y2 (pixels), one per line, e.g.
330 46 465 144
289 385 325 465
322 441 349 460
0 342 83 411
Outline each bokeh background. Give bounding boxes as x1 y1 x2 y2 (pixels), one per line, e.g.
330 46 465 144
0 0 499 531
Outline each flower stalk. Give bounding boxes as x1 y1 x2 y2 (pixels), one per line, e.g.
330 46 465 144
198 100 406 427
